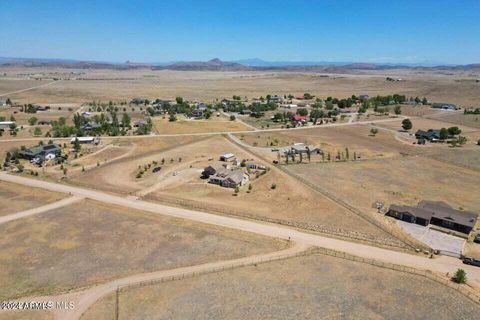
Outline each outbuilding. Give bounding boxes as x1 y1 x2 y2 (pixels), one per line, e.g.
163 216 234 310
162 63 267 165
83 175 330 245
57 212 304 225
70 137 99 144
220 153 236 162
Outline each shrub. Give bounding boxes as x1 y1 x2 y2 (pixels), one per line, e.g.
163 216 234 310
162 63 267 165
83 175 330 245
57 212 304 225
451 269 467 284
271 183 277 190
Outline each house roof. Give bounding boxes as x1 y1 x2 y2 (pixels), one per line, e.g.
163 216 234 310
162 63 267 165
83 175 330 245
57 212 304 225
418 201 477 227
20 144 60 157
390 201 477 227
293 115 307 121
226 171 244 184
389 205 434 221
221 153 235 158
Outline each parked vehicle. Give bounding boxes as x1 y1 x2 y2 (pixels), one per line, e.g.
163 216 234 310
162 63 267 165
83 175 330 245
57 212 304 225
463 257 480 267
152 166 161 173
474 234 480 244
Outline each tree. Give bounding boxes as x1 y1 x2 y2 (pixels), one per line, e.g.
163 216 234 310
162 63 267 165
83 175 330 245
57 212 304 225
439 128 449 140
402 119 412 131
447 126 461 136
303 93 313 100
370 128 378 136
121 113 131 130
297 108 308 116
175 96 183 104
169 113 177 122
146 107 155 116
33 127 42 136
271 183 277 190
452 136 467 147
73 138 81 153
451 269 467 284
394 105 402 115
28 116 38 125
248 184 253 192
229 115 236 121
6 98 12 105
234 186 240 195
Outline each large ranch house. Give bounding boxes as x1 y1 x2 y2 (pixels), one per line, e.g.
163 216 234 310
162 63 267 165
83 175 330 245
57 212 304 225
19 144 61 160
202 164 249 188
387 201 477 235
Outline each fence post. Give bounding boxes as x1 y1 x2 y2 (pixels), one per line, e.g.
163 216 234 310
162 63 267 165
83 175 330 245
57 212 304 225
115 286 119 320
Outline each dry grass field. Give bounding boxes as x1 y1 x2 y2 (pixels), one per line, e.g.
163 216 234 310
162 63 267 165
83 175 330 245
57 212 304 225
82 253 480 320
0 181 65 216
1 68 480 106
0 199 285 300
291 156 480 215
153 116 251 134
0 310 53 320
427 111 480 129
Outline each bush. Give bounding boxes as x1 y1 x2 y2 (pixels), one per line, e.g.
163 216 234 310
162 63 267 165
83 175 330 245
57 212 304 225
402 118 412 131
271 183 277 190
230 115 236 121
451 269 467 284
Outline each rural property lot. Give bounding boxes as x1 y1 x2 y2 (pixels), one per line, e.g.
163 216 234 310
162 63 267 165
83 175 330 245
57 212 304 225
236 123 409 162
0 199 285 300
82 253 480 320
0 181 65 216
291 157 480 216
66 135 205 192
153 116 252 134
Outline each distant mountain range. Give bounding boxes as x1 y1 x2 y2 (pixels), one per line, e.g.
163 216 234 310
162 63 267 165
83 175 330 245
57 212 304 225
1 56 479 73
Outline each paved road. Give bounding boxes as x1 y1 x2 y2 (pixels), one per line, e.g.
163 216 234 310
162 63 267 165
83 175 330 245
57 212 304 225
0 116 406 143
1 172 478 287
0 195 84 225
0 80 61 97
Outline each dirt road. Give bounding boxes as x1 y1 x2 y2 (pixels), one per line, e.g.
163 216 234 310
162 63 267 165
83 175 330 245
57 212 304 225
0 195 84 225
1 172 478 287
0 80 61 97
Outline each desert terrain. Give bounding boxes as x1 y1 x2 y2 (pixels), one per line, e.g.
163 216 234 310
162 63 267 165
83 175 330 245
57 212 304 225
0 67 479 319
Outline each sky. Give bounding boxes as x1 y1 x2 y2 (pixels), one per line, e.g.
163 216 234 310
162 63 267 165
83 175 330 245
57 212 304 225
1 0 479 64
